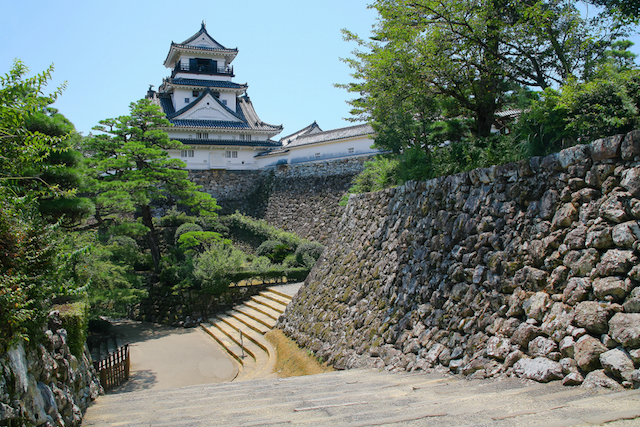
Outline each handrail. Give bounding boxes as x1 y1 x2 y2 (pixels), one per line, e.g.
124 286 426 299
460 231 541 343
93 344 130 392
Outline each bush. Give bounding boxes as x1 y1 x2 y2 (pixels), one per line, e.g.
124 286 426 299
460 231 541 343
54 301 88 358
256 240 292 263
221 213 303 250
517 67 640 156
340 156 399 205
175 222 203 244
108 235 139 265
295 242 325 268
193 241 246 294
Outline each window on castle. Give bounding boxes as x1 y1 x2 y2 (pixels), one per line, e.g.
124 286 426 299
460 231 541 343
181 150 194 158
184 98 189 104
348 147 355 154
222 100 227 106
315 153 321 158
240 134 251 141
196 133 209 139
192 90 199 97
225 150 238 159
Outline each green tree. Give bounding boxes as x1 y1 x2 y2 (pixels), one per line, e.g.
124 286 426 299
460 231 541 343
0 60 67 182
83 99 220 271
0 61 81 348
587 0 640 20
338 0 630 160
25 108 94 226
193 241 246 294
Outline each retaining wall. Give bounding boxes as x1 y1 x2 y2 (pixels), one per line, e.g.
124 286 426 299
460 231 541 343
0 312 101 426
190 157 369 243
279 131 640 389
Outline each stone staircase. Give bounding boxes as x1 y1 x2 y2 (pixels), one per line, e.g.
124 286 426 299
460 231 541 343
200 286 294 381
82 367 640 426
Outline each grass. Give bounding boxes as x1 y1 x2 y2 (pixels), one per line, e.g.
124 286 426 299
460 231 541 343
265 328 334 378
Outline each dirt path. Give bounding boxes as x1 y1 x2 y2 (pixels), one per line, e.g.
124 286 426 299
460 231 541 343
108 320 238 393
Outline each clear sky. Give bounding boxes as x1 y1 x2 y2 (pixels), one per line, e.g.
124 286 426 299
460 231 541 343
1 2 638 139
0 0 378 138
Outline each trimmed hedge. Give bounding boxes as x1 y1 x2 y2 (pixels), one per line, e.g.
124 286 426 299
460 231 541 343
222 212 303 250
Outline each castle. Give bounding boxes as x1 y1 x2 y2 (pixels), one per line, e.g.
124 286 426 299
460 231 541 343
147 23 378 171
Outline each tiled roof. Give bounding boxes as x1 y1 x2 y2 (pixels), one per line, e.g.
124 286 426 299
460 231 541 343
168 78 247 90
170 43 238 54
280 121 323 145
237 95 283 132
158 90 282 135
158 94 175 116
179 23 237 52
163 23 238 68
167 88 245 121
285 123 373 148
176 138 282 148
170 120 250 129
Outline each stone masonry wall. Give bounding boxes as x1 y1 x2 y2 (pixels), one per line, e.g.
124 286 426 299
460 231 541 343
279 131 640 389
189 157 369 243
188 169 263 215
1 311 101 426
259 158 368 244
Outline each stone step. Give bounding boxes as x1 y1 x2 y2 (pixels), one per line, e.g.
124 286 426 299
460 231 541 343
227 310 271 335
258 290 291 306
249 294 287 314
82 369 640 426
200 323 254 371
245 299 282 320
235 306 277 328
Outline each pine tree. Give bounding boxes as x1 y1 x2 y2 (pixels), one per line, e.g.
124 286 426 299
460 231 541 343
83 99 220 271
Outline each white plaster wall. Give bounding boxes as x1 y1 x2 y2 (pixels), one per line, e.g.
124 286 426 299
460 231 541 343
256 135 377 168
168 147 260 170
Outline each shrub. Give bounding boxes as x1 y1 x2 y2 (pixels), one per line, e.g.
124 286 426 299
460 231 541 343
178 231 222 251
256 240 292 263
295 242 325 268
107 235 139 265
221 213 303 250
54 301 88 358
175 223 203 244
517 67 640 156
193 241 246 294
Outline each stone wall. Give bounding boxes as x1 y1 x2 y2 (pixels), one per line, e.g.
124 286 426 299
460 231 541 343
188 169 263 215
279 131 640 389
1 312 101 426
190 157 369 243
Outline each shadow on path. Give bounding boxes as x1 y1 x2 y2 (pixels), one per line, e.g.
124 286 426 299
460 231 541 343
108 320 238 393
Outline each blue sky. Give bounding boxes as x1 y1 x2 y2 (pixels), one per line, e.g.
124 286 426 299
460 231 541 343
1 1 638 139
0 0 377 137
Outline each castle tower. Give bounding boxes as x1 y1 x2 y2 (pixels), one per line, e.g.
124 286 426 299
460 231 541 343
152 22 283 170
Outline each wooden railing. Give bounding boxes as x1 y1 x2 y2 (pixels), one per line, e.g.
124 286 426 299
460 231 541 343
94 344 130 392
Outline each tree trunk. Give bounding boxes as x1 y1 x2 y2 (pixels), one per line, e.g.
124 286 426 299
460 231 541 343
141 204 161 272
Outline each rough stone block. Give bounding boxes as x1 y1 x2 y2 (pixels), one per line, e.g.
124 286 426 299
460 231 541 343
621 129 640 161
597 249 637 276
558 144 591 169
600 348 635 381
591 134 623 161
609 313 640 348
513 357 564 382
575 335 608 372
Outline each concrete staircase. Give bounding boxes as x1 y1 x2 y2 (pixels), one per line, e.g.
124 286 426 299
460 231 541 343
200 286 294 381
82 368 640 426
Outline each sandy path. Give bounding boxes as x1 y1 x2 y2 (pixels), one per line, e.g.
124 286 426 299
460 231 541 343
108 320 238 393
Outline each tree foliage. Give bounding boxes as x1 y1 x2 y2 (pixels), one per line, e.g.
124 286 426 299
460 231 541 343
83 99 220 271
338 0 632 169
0 61 84 349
